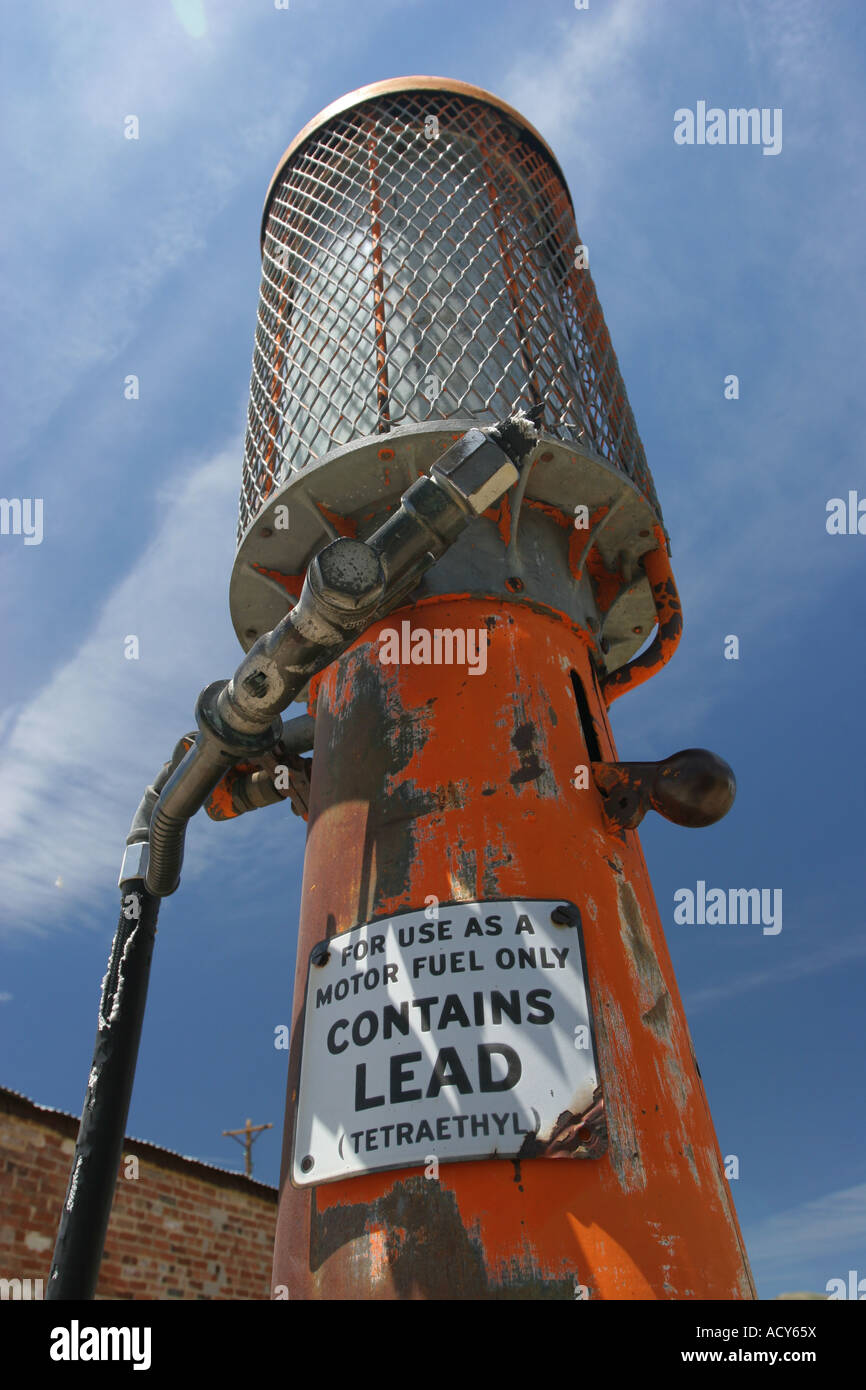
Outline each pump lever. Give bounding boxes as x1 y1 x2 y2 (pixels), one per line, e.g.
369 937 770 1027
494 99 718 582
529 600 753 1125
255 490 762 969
591 748 736 831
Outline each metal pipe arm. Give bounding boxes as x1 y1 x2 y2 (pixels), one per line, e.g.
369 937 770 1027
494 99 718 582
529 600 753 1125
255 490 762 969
143 415 533 897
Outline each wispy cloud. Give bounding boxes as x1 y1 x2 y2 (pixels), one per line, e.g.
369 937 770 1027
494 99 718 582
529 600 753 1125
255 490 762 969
745 1183 866 1273
0 437 292 937
501 0 650 215
685 935 866 1014
502 0 866 746
1 2 308 459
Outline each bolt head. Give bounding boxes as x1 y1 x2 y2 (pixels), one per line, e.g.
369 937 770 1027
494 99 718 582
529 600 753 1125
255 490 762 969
551 903 582 928
309 540 386 614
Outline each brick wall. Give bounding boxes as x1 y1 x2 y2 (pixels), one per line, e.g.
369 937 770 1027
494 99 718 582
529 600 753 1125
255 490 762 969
0 1087 277 1300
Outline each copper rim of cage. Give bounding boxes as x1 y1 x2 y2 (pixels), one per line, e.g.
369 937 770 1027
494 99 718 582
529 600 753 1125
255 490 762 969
237 76 661 545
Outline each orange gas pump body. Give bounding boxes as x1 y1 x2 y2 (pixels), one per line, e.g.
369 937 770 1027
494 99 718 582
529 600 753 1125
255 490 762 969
272 594 756 1300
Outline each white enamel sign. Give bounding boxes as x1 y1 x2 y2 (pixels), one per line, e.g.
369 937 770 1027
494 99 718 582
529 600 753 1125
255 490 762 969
291 899 602 1186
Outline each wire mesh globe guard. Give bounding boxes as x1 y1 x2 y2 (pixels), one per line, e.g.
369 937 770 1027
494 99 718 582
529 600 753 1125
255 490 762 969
238 82 661 544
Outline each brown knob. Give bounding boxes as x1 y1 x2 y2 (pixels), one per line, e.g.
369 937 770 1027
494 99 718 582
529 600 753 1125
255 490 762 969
591 749 736 831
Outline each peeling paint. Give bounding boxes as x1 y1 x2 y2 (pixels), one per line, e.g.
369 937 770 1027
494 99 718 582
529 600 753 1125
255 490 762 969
518 1086 607 1160
682 1142 701 1186
273 596 756 1299
641 989 671 1039
481 834 513 897
592 994 646 1194
308 1177 573 1299
617 878 669 1018
251 563 304 599
450 841 478 899
509 713 557 798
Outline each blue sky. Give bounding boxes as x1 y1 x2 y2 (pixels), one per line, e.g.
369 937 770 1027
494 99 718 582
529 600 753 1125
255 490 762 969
1 0 864 1299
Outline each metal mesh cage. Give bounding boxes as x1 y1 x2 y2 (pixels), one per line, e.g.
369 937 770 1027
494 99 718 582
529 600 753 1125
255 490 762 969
238 84 660 541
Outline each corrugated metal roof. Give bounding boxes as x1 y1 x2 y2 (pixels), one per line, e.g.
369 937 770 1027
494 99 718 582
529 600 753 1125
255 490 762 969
0 1084 277 1199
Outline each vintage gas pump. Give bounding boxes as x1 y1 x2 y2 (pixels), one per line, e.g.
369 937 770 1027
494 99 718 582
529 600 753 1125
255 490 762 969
48 77 754 1303
239 79 755 1300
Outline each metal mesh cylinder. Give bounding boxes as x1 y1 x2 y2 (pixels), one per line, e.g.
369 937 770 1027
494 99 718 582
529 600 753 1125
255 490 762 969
239 79 660 542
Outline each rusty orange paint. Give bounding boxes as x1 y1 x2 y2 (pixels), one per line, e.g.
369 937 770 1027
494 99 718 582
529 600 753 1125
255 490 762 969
251 564 304 600
518 496 568 530
259 247 291 507
496 497 612 589
569 505 610 580
602 526 682 706
366 114 390 433
206 775 239 822
204 761 256 821
313 503 358 538
583 543 621 613
478 134 542 415
482 493 512 547
272 595 755 1300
